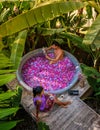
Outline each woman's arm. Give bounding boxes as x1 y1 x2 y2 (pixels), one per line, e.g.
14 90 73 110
45 54 55 61
45 45 53 51
45 52 61 62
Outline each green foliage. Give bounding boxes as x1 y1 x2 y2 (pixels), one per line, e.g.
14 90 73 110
60 32 91 53
0 69 15 74
88 0 100 13
0 53 16 86
37 27 66 36
0 90 16 102
0 74 16 86
0 1 87 37
0 8 10 23
0 107 19 119
10 30 28 69
0 1 100 129
83 14 100 49
86 5 93 19
0 120 20 130
0 50 21 129
0 53 14 69
11 86 22 107
81 64 100 96
38 121 50 130
0 3 3 11
0 86 21 129
82 2 100 68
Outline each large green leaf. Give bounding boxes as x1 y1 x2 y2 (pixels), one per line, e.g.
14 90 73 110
0 37 4 51
60 32 90 53
0 120 20 130
80 63 100 77
83 14 100 49
0 69 15 74
0 107 19 119
0 63 13 69
0 1 87 37
88 1 100 14
0 74 16 86
37 27 66 35
0 53 14 69
91 30 100 50
10 30 28 69
0 90 16 101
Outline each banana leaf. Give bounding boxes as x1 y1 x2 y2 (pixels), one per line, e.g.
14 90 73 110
88 1 100 13
91 30 100 50
37 27 66 35
10 30 28 69
83 14 100 50
0 107 19 119
0 1 87 37
0 120 21 130
60 32 90 53
0 73 16 86
0 90 16 101
0 36 4 51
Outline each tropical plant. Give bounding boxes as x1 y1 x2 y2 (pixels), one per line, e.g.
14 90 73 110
0 49 22 130
0 0 99 69
81 63 100 96
0 0 100 129
0 1 87 37
37 121 50 130
82 0 100 69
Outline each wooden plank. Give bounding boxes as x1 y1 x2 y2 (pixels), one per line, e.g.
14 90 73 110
6 77 100 130
43 98 100 130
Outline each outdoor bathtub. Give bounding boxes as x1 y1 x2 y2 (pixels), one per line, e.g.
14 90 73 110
17 48 81 94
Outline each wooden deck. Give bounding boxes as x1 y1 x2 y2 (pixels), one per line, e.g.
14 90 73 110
7 76 100 130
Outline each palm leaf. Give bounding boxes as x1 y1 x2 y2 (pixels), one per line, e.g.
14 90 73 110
0 63 13 69
0 69 15 74
0 120 21 130
0 53 14 69
0 90 16 101
83 14 100 50
10 30 28 69
0 1 87 37
0 74 16 86
0 107 19 119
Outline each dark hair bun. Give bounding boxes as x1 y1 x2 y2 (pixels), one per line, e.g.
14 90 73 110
33 86 43 97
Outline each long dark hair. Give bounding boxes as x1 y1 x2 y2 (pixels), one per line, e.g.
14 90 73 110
33 86 43 97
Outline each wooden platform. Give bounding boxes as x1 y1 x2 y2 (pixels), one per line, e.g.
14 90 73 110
7 76 100 130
